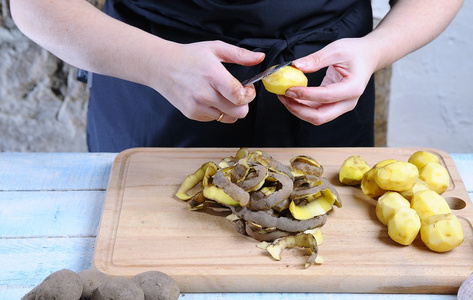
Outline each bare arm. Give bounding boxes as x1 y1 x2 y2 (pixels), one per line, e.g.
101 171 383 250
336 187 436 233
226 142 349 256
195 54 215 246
367 0 464 71
10 0 265 123
281 0 464 125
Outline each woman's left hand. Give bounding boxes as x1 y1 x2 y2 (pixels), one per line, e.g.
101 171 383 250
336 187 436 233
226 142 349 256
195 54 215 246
278 37 378 125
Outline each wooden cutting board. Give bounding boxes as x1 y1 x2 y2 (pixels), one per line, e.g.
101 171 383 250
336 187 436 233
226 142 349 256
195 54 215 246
93 147 473 294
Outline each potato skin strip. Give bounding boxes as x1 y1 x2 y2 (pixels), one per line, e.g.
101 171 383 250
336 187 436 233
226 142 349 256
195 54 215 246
175 162 218 200
263 233 319 268
248 172 293 211
213 169 250 206
230 206 327 233
290 155 324 177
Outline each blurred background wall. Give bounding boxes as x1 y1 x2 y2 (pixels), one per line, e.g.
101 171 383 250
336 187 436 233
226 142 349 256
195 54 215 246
0 0 471 152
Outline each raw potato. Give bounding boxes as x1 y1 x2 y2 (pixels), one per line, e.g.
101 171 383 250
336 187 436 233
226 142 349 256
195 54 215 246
360 167 385 198
22 269 181 300
131 271 180 300
408 151 440 170
78 268 110 299
262 65 308 95
92 277 144 300
35 269 83 300
387 207 421 246
400 179 430 201
360 159 397 198
419 162 450 194
375 161 419 192
339 155 370 185
420 213 464 252
410 190 451 221
376 192 410 226
339 151 463 253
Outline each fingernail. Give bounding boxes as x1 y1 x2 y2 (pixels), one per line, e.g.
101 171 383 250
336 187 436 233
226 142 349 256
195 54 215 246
285 90 297 98
293 60 306 69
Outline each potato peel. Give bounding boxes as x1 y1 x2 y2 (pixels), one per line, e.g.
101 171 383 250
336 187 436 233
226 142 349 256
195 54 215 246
258 233 320 268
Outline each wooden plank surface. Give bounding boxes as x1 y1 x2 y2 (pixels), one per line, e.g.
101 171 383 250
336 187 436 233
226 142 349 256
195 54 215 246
94 148 473 294
0 152 115 191
0 191 105 238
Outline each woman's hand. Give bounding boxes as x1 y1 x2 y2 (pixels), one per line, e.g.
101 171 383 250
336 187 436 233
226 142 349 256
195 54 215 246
278 37 378 126
150 41 265 123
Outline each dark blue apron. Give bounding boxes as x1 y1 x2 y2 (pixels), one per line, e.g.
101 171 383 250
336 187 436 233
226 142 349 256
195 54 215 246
87 0 375 152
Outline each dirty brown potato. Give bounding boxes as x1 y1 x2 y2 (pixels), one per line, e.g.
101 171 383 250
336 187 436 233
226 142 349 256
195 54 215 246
131 271 180 300
34 269 83 300
78 268 110 299
91 277 144 300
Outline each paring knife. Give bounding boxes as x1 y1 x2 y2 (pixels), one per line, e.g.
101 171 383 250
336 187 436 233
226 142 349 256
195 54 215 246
241 61 293 86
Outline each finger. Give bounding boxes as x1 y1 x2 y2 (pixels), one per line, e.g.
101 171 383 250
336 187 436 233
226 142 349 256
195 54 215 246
278 95 357 125
213 110 239 124
209 68 257 106
204 85 250 119
286 79 365 105
213 41 265 66
292 43 341 73
186 104 239 123
209 43 264 105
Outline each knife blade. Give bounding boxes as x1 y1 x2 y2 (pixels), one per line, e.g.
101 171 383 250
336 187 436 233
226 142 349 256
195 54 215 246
241 61 293 86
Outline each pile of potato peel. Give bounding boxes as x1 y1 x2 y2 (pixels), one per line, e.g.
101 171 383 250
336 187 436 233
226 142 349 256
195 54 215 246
175 148 341 268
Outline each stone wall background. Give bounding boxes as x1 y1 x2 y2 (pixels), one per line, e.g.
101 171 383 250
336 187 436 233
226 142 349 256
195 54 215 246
0 0 389 152
1 0 91 151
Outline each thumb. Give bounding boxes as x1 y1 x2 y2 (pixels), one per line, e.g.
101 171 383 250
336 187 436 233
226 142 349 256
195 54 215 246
215 43 265 66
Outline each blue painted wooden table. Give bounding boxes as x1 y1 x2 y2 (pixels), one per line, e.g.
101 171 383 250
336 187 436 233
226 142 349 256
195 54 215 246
1 152 472 300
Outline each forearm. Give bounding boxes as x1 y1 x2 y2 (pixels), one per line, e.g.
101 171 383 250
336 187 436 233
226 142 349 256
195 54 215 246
366 0 464 71
9 0 174 87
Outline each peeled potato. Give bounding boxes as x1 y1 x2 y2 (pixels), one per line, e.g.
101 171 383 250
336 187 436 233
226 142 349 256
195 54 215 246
376 192 410 226
420 213 464 252
262 65 308 95
410 190 451 221
419 162 450 194
375 161 419 192
387 207 421 246
408 151 440 170
361 167 385 198
400 179 430 201
339 154 370 185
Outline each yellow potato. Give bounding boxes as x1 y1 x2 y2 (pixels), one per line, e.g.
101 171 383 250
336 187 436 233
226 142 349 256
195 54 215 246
420 213 464 252
361 167 385 198
262 66 308 95
419 162 450 194
387 207 421 246
400 179 430 201
375 161 419 192
374 159 398 168
376 192 410 226
339 155 370 185
410 190 451 221
408 151 440 170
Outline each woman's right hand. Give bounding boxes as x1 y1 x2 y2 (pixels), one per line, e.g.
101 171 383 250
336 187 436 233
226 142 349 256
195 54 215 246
148 40 265 123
